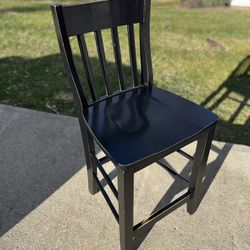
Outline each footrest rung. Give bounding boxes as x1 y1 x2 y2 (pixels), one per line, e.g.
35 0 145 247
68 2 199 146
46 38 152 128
93 173 119 223
92 154 118 199
157 160 189 184
133 191 191 237
177 149 194 161
98 155 110 164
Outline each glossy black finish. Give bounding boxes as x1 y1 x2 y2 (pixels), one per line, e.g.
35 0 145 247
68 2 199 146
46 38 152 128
95 30 112 95
127 24 139 86
51 0 152 106
111 27 125 90
92 153 118 199
157 159 189 184
84 86 217 167
187 127 215 214
77 34 98 101
93 173 119 222
62 0 144 36
118 169 134 250
133 191 191 238
51 1 218 249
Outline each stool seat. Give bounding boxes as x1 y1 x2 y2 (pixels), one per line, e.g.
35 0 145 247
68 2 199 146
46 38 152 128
85 86 217 166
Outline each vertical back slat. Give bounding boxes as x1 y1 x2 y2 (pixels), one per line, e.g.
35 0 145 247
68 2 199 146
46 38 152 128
53 0 152 104
140 24 147 85
127 24 139 87
51 4 88 110
77 34 99 101
95 30 112 96
111 27 125 90
139 0 153 85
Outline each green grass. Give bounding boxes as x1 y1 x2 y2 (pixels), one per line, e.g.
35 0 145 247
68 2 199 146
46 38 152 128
0 0 250 145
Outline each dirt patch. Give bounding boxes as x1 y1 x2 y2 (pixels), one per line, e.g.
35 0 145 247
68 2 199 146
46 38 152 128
180 0 230 8
181 0 203 8
206 38 226 51
54 91 73 102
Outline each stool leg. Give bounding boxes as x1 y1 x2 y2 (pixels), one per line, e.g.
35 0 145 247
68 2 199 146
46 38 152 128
187 126 215 214
118 169 134 250
82 123 98 195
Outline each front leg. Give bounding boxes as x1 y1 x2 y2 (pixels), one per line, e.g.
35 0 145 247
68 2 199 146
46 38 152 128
118 168 134 250
187 126 215 214
81 120 98 195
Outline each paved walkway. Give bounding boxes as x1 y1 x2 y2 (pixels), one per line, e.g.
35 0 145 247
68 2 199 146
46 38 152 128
0 104 249 249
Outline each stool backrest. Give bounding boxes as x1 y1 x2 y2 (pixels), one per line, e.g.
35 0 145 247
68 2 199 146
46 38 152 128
51 0 152 111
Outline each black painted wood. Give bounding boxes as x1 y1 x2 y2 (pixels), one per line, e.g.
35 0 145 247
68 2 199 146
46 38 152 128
111 27 125 90
51 1 218 249
133 191 191 237
139 0 153 85
92 153 118 199
95 30 112 96
140 25 147 85
93 173 119 222
62 0 144 36
51 3 88 111
77 34 98 101
127 24 139 87
84 86 218 167
52 0 153 104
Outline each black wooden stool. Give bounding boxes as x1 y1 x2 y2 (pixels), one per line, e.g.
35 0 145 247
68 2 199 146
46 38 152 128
51 1 218 249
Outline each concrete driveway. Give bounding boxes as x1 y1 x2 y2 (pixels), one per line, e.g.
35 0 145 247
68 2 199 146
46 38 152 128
0 104 249 249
